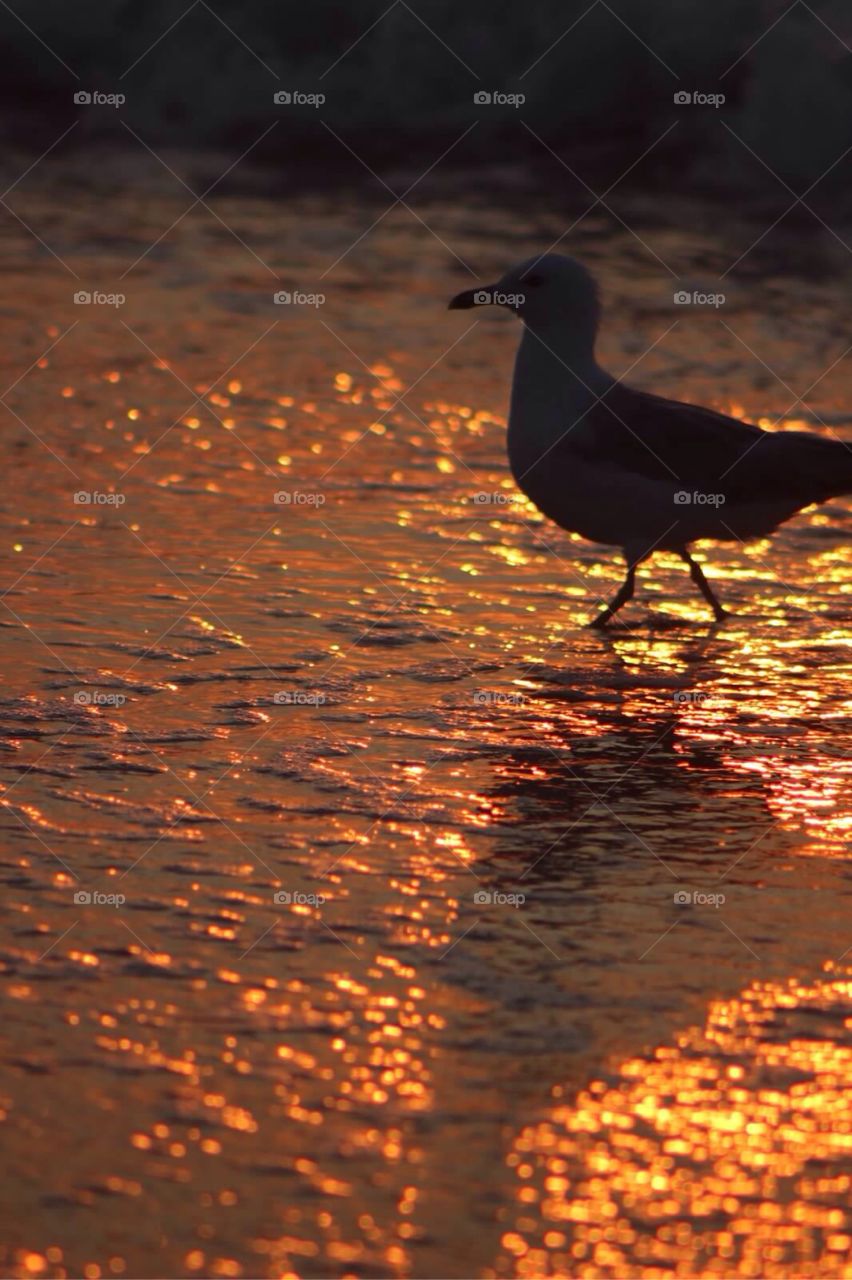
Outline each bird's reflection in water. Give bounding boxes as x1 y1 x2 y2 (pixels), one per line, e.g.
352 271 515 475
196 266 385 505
463 624 849 1026
429 629 852 1279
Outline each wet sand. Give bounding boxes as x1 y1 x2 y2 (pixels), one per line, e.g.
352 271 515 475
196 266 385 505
1 164 851 1277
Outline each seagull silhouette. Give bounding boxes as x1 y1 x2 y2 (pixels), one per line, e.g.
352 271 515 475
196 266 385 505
450 253 852 627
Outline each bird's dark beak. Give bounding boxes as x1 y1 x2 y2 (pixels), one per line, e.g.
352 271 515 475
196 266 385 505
448 287 490 311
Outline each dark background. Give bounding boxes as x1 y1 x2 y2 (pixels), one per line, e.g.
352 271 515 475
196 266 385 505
4 0 852 197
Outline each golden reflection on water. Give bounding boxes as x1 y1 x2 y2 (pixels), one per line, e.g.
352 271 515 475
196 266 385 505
3 193 852 1279
496 964 852 1279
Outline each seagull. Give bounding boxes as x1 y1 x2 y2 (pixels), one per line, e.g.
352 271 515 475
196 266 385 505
449 253 852 627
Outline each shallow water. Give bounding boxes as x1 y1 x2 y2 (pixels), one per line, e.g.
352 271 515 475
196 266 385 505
1 168 852 1278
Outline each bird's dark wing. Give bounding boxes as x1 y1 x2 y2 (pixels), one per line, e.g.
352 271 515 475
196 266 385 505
586 384 852 504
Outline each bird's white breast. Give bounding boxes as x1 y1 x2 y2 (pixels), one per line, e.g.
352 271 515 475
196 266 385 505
506 331 637 544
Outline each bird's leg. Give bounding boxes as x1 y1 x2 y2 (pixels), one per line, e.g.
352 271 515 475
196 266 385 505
681 550 728 622
588 561 637 629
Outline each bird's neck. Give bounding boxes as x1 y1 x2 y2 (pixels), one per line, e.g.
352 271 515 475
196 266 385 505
514 321 610 400
507 324 614 484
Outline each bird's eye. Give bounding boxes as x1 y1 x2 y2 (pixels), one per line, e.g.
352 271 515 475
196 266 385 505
523 273 544 287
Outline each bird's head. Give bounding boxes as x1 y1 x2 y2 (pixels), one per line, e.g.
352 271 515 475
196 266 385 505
448 253 600 337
